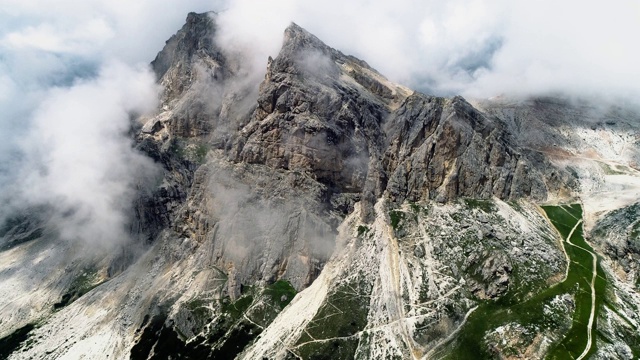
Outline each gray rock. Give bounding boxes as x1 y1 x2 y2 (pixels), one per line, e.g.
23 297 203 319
470 252 513 299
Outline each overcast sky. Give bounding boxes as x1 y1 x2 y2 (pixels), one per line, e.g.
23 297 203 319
0 0 638 245
2 1 638 99
214 0 640 99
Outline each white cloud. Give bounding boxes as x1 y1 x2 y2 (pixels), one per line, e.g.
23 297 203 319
2 19 114 54
16 61 160 247
0 0 214 247
0 0 217 62
212 0 640 100
467 1 640 99
1 0 638 100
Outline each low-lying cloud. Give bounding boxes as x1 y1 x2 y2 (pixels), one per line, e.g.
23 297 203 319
0 0 214 247
15 62 160 247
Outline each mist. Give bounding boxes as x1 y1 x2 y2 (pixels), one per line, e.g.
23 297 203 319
214 0 640 100
16 62 160 248
0 0 215 247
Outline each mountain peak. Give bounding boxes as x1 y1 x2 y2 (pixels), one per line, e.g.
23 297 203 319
278 22 336 60
151 11 221 81
185 11 216 23
284 22 311 37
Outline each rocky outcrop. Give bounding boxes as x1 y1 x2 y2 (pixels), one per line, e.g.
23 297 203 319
151 12 229 104
591 203 640 284
383 93 560 204
146 12 254 142
467 252 513 299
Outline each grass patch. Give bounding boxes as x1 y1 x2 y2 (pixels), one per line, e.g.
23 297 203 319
168 138 185 159
464 198 496 213
53 268 101 310
449 212 463 223
598 162 627 175
194 144 209 163
357 225 370 237
389 210 405 230
221 295 253 321
300 285 368 340
295 337 360 360
409 202 422 215
543 205 605 359
508 200 524 213
265 280 297 309
132 279 297 360
170 140 210 165
130 312 226 360
295 279 371 359
185 298 211 323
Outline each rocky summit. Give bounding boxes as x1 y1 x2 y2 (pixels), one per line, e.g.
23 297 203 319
1 12 640 360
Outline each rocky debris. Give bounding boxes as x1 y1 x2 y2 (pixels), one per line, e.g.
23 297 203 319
483 294 576 359
242 198 567 359
595 343 635 360
484 323 549 359
477 96 640 203
478 97 640 164
468 252 513 299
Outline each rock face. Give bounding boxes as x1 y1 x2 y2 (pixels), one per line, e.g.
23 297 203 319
592 203 640 283
382 93 571 205
467 252 513 299
138 15 341 297
231 23 409 222
152 12 229 103
2 11 640 360
229 22 573 220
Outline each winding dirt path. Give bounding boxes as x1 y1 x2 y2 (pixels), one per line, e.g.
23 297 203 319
559 207 597 360
577 245 597 360
421 305 478 359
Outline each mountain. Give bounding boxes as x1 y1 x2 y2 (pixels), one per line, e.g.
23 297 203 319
1 11 640 360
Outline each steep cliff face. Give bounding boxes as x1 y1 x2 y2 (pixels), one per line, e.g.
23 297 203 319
137 14 340 296
2 11 640 360
229 22 574 219
231 23 409 223
382 93 572 204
